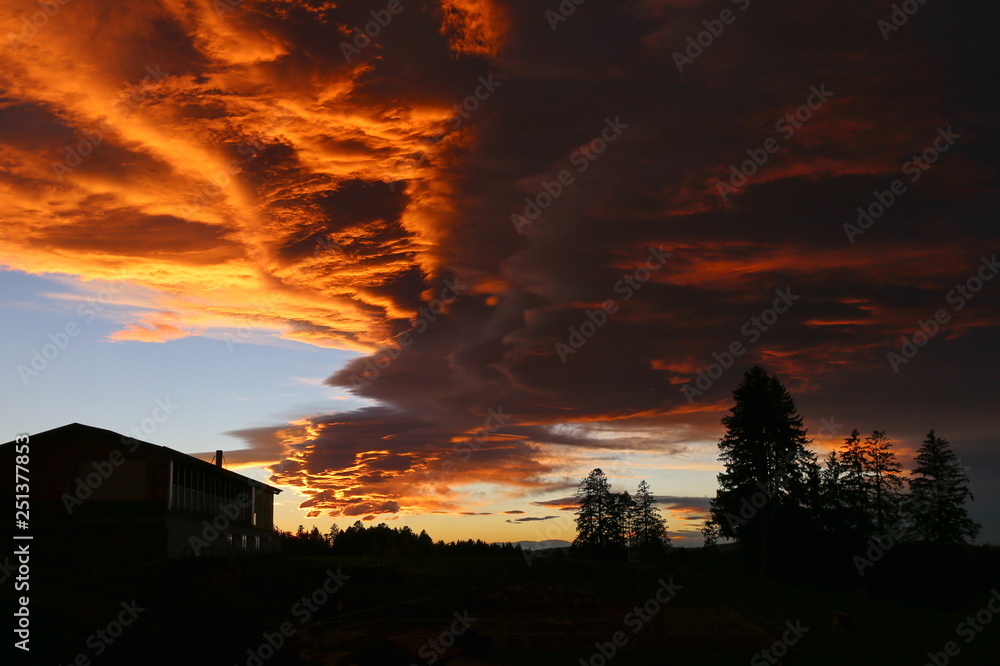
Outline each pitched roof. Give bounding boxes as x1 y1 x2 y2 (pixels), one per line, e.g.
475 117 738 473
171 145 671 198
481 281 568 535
2 422 281 493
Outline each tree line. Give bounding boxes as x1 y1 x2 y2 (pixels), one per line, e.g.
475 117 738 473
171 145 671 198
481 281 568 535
702 365 980 573
572 472 670 560
275 520 524 557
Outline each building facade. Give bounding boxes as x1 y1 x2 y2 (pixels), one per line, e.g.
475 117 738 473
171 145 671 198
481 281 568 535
0 423 281 560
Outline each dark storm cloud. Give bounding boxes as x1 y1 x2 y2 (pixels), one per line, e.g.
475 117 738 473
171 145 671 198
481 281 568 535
237 0 1000 530
3 0 997 535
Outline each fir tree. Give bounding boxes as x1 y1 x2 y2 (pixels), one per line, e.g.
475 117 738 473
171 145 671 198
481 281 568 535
865 430 904 532
634 480 670 553
706 366 816 573
611 490 636 549
328 523 342 547
574 468 615 549
906 430 980 544
838 429 874 536
820 451 845 505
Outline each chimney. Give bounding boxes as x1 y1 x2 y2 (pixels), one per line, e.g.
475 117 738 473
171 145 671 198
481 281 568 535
215 450 223 468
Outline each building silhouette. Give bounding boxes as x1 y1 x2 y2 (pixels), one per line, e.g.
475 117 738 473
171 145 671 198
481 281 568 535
0 423 281 561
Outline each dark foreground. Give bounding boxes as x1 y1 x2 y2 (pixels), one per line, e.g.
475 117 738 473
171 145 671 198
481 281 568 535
2 545 999 665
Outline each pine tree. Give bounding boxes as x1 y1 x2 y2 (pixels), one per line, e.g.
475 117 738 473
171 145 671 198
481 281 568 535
611 490 636 549
417 529 433 553
706 366 816 573
701 520 720 548
865 430 904 532
574 468 615 549
838 429 874 536
906 430 980 544
820 451 845 515
634 480 669 553
328 523 342 548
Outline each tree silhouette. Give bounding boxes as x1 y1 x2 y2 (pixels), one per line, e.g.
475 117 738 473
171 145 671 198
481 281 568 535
705 366 816 574
573 471 669 560
865 430 904 533
838 429 873 536
818 451 855 539
905 430 980 544
611 490 636 549
417 529 433 552
821 450 844 496
633 480 670 554
574 468 615 551
328 523 341 547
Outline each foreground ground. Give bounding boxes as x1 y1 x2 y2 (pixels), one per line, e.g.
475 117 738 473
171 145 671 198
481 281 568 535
2 545 999 665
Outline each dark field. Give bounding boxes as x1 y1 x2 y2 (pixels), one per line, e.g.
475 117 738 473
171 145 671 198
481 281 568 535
5 544 999 665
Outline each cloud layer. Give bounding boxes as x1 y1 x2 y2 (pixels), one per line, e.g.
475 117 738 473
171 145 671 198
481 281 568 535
3 0 998 522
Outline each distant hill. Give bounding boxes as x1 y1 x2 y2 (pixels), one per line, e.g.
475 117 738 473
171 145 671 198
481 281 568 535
499 540 572 550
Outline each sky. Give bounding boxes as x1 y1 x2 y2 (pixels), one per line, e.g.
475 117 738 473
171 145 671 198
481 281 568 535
1 0 998 546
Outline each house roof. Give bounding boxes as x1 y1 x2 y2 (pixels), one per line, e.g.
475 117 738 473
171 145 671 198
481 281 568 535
2 422 282 494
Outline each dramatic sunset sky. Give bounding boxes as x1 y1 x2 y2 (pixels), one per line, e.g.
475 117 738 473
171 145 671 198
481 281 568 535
1 0 997 545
